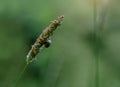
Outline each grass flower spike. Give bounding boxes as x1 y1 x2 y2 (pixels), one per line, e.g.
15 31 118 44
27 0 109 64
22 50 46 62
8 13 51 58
26 15 64 64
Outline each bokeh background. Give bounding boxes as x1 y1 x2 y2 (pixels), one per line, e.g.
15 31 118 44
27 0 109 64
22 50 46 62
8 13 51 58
0 0 120 87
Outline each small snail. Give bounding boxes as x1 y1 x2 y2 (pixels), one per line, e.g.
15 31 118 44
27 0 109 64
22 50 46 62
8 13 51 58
44 39 52 48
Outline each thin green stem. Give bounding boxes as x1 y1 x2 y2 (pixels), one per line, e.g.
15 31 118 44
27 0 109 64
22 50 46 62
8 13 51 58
12 64 28 87
93 0 99 87
93 0 109 87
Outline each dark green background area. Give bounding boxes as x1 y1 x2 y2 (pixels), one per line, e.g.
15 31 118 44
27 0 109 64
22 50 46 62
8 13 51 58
0 0 120 87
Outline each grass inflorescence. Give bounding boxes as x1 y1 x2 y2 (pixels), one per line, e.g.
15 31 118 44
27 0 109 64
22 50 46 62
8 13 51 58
26 15 64 64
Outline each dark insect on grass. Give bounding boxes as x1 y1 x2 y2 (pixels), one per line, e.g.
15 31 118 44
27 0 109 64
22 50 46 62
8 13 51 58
44 39 52 48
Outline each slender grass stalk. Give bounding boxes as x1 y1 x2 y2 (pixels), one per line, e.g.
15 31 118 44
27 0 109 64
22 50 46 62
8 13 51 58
12 64 28 87
26 15 64 64
93 0 99 87
93 0 109 87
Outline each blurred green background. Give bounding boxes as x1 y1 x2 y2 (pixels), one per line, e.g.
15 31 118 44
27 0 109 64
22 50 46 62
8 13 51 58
0 0 120 87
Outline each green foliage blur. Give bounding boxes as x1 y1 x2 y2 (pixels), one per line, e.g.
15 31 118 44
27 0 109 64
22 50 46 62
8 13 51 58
0 0 120 87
